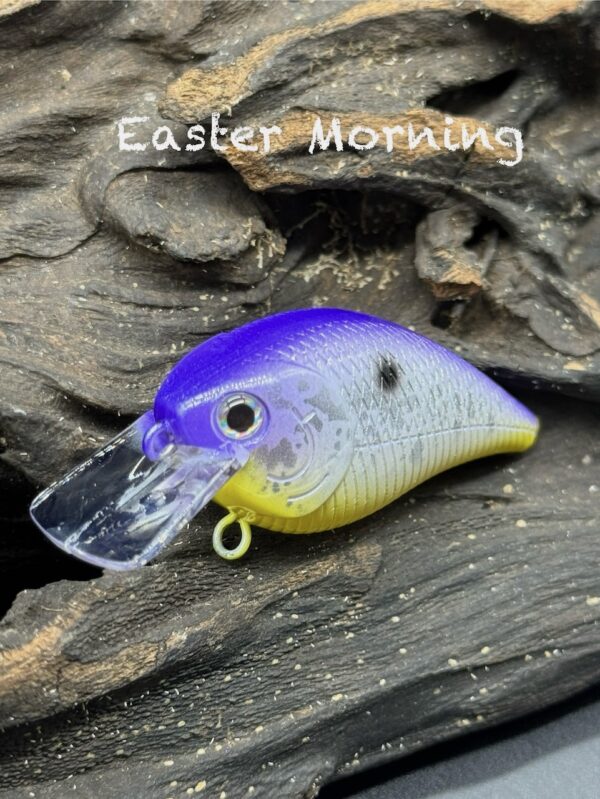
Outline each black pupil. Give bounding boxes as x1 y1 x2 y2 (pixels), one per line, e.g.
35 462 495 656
226 402 255 433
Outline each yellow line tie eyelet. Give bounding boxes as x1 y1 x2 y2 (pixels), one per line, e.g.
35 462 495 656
212 511 252 560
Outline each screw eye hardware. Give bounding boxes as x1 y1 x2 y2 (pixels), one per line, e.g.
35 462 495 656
213 512 252 560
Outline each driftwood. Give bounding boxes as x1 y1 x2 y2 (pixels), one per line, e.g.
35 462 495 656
0 1 599 797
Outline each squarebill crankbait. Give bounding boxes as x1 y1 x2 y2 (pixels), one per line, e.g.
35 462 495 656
30 308 539 569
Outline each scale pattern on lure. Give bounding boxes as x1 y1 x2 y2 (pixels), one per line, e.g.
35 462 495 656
30 308 539 569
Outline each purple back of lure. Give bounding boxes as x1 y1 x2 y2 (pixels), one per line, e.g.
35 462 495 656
30 308 539 569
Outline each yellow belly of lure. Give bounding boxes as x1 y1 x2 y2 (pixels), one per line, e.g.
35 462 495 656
215 423 536 540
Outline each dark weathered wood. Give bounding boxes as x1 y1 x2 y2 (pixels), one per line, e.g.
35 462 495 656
1 393 599 799
104 169 286 283
162 0 600 399
0 1 599 797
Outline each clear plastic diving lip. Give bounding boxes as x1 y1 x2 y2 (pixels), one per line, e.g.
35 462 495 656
29 412 248 571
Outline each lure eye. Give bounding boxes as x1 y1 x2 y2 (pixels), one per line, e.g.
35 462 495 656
217 393 264 440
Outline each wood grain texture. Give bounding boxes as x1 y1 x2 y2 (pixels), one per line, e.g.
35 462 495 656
0 1 598 797
1 393 599 798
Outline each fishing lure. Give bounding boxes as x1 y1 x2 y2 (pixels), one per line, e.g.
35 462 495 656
30 308 538 569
